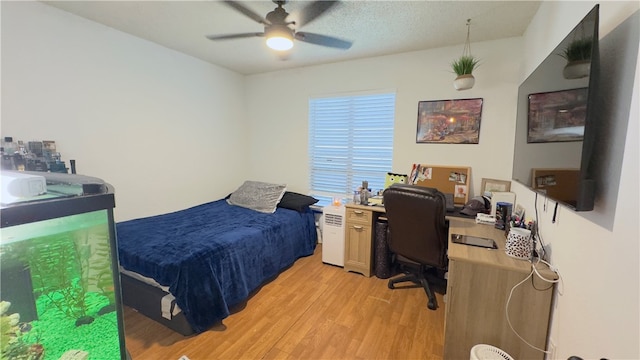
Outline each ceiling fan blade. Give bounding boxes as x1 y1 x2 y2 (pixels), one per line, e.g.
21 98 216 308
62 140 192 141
223 0 270 25
295 32 352 49
206 33 264 41
294 1 339 28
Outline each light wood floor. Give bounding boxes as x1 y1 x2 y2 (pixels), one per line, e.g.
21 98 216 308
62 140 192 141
123 245 446 360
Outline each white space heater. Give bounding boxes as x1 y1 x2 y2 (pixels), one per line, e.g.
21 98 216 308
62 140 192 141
321 205 345 266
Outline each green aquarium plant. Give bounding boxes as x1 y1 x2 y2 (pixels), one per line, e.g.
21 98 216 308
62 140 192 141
86 232 117 313
27 235 90 323
28 223 117 325
1 301 43 360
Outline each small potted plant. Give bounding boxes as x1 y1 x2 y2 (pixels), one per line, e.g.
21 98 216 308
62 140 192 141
451 55 480 90
559 38 592 79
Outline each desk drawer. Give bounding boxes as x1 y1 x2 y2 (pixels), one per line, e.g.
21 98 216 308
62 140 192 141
346 208 372 224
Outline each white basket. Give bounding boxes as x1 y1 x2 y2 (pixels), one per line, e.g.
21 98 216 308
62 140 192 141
470 344 514 360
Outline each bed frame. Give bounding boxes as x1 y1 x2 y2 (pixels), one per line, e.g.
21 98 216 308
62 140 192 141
120 273 195 336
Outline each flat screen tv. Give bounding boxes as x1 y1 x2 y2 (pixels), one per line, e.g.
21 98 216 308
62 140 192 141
512 5 599 211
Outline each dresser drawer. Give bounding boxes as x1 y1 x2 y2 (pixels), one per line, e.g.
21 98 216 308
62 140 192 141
346 208 372 224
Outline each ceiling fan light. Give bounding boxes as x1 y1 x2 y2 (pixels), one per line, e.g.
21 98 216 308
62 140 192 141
266 36 293 51
265 25 293 51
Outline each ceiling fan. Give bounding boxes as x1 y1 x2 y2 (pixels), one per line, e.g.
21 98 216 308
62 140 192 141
206 0 352 51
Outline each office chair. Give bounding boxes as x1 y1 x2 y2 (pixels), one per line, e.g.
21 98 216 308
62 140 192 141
383 184 449 310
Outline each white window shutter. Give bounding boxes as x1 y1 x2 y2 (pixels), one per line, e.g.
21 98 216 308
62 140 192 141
309 92 395 204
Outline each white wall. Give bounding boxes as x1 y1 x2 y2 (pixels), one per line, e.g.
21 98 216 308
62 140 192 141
1 1 249 221
516 2 640 359
245 37 522 196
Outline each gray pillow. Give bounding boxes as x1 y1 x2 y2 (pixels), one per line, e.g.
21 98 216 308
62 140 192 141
227 180 287 213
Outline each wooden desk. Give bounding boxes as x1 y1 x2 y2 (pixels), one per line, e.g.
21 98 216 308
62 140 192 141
445 217 555 360
343 204 555 360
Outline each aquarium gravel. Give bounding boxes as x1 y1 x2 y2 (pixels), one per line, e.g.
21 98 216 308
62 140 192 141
31 291 122 359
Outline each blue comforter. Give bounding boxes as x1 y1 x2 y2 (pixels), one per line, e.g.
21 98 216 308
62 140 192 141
116 199 317 333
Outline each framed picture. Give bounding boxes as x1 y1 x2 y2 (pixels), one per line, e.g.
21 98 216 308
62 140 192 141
527 88 588 143
416 98 483 144
481 178 511 195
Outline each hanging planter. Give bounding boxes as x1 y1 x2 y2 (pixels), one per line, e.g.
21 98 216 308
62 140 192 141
559 38 592 79
563 60 591 79
451 19 480 91
451 55 479 90
454 74 476 91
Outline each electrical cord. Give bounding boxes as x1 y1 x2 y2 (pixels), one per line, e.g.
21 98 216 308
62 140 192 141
506 194 565 353
505 268 550 354
533 257 564 295
533 194 563 292
531 275 554 291
532 258 562 284
534 192 547 260
531 260 555 291
505 257 563 354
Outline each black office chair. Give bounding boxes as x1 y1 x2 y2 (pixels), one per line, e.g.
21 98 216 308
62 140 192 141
383 184 449 310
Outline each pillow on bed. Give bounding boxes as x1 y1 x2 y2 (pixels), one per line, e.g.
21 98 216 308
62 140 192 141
277 192 319 212
227 180 287 213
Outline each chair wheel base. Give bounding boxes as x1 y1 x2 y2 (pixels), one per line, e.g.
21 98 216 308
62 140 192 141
427 301 437 310
388 282 395 289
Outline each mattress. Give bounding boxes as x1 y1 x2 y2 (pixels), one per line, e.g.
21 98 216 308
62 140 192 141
116 199 317 333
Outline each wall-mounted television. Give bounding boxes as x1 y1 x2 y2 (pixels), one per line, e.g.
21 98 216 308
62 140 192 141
512 5 599 211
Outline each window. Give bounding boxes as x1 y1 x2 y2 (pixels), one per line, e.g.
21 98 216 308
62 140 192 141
308 92 396 205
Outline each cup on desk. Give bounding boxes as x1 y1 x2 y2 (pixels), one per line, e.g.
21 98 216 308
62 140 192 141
495 202 512 230
505 227 533 260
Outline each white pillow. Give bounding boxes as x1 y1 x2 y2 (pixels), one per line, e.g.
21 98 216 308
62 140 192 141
227 180 287 213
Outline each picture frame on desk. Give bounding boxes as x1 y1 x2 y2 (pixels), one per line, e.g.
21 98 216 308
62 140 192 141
416 98 483 144
480 178 511 196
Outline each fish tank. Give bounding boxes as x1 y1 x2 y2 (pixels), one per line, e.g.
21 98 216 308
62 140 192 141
1 171 128 359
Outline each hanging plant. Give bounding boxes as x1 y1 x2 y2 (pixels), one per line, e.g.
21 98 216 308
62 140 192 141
451 19 479 91
451 55 480 76
559 38 592 62
559 38 592 79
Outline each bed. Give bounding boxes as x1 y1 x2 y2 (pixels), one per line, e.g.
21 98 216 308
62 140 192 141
115 184 318 335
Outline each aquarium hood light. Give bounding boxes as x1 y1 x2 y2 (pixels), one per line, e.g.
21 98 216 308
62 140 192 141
1 170 47 205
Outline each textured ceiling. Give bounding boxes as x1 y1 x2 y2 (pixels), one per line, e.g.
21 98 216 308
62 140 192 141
43 1 541 75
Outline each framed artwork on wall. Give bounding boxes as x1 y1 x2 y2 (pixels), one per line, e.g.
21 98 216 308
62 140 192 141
480 178 512 195
527 88 587 143
416 98 483 144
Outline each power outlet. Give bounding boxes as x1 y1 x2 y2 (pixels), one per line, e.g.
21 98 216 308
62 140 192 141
547 339 557 360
